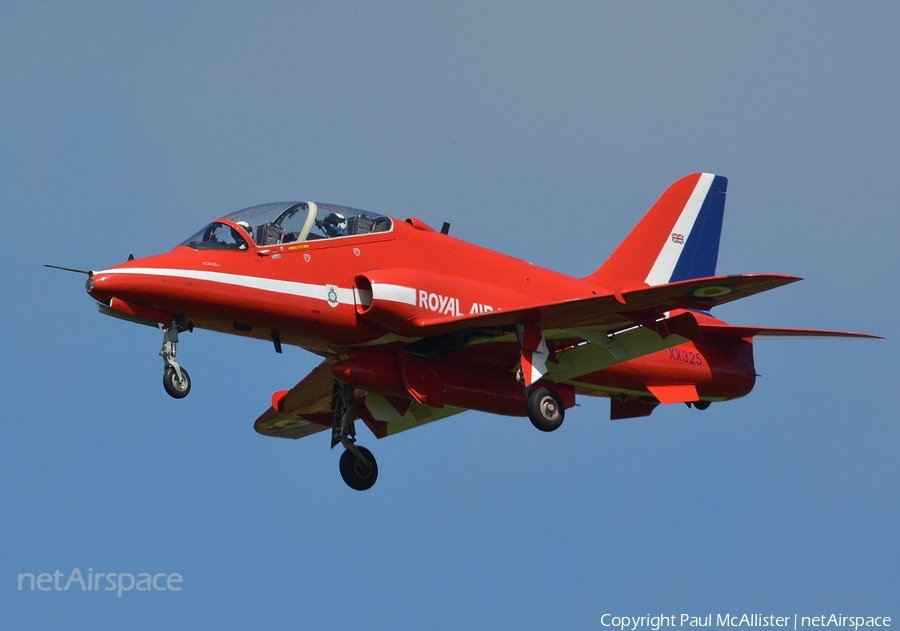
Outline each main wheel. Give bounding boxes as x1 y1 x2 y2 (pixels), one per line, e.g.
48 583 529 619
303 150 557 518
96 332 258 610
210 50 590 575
163 366 191 399
693 400 711 410
339 446 378 491
527 387 565 432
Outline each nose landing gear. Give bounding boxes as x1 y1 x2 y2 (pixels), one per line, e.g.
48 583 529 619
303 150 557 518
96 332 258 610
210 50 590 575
160 320 191 399
163 365 191 399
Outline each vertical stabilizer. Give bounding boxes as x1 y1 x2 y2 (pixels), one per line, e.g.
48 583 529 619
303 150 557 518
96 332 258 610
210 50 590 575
585 173 727 289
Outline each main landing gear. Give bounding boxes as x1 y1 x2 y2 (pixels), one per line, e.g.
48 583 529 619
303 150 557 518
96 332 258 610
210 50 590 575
160 320 191 399
526 386 565 432
331 383 378 490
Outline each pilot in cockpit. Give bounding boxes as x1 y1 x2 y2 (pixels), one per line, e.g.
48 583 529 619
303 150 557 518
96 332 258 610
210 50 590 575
317 212 347 238
229 225 249 250
235 221 254 244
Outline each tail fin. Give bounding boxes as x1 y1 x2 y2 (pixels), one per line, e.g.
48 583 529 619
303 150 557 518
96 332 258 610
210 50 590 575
585 173 728 289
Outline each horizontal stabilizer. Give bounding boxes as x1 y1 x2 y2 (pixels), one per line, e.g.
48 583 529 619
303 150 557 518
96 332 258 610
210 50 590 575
698 324 883 340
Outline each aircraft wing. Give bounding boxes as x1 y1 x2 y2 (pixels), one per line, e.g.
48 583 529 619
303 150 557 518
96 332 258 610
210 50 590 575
357 393 466 438
411 274 800 335
254 360 335 440
254 359 468 441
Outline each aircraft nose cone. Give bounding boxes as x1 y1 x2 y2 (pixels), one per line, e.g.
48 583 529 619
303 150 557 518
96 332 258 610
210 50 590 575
86 272 114 304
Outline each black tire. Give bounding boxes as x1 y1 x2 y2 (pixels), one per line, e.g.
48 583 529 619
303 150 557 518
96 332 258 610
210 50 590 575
526 386 565 432
163 366 191 399
694 400 711 410
339 446 378 491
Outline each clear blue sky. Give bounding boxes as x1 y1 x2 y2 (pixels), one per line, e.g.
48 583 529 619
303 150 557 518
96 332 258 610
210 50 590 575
1 3 897 629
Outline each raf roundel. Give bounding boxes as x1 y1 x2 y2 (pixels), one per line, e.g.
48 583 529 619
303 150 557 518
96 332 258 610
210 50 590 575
692 285 732 298
326 285 339 308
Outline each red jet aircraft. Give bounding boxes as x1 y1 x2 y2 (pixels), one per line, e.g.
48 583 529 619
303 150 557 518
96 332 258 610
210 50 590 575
50 173 878 489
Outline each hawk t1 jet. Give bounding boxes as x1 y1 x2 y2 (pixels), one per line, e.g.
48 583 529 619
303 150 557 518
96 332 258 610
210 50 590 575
50 173 878 490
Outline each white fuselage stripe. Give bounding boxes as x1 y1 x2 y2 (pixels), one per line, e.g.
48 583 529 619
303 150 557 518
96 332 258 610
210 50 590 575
372 283 417 305
644 172 714 286
95 267 356 305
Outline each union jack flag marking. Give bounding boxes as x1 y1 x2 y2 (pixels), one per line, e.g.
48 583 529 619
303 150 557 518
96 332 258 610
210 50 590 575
671 233 685 244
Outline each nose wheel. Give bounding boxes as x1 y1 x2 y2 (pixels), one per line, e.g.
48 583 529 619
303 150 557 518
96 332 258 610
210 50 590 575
163 366 191 398
160 320 191 399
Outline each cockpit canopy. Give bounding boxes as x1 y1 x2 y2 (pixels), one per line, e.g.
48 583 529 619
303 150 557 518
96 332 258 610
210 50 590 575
180 202 393 250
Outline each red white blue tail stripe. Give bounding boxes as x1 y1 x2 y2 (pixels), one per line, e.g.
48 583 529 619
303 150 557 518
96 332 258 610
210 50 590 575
585 172 728 289
644 173 727 285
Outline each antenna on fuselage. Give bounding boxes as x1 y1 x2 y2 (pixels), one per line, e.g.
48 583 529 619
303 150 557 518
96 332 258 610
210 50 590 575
44 264 93 276
441 222 450 235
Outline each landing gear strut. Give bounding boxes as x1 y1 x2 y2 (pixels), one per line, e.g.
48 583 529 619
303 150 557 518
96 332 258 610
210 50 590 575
527 386 565 432
160 320 191 399
331 383 378 490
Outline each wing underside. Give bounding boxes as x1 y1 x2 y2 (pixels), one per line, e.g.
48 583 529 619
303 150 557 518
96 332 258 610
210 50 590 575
254 360 464 441
254 360 335 439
